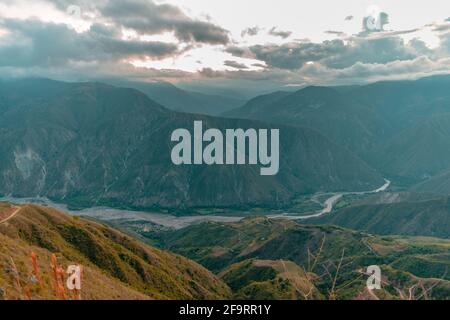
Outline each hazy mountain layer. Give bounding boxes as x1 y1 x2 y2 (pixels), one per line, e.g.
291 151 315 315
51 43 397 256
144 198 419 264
224 86 389 156
106 79 244 115
0 78 383 210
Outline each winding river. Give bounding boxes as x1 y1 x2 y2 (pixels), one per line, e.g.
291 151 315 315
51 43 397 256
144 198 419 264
0 179 390 229
268 179 391 220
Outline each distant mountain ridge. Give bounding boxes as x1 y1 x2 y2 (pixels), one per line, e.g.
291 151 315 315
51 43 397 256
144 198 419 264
104 79 245 115
224 75 450 187
224 86 389 156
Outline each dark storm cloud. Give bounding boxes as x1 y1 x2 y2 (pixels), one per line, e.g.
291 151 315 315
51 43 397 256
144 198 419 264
323 36 417 69
224 60 248 69
0 19 179 67
48 0 230 45
268 27 292 39
231 40 345 70
227 35 421 70
100 0 229 45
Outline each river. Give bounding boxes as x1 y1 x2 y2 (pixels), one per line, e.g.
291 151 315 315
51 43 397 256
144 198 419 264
268 179 391 220
0 179 390 229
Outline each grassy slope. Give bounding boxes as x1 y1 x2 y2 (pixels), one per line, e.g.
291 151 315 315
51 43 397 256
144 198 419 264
307 197 450 238
0 203 231 300
155 217 450 299
219 259 323 300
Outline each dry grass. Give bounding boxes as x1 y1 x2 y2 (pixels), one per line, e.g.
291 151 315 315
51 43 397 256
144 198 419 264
0 204 231 300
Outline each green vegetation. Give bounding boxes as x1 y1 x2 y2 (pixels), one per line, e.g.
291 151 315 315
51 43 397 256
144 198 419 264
308 196 450 238
151 217 450 300
0 204 231 300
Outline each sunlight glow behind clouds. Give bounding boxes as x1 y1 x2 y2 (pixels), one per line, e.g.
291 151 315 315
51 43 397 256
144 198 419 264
130 46 265 72
1 0 450 89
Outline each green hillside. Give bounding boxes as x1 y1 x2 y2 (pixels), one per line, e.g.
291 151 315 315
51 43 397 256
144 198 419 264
0 203 231 300
149 217 450 299
307 196 450 238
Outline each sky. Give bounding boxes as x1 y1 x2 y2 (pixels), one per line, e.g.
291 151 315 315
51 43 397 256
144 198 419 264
0 0 450 95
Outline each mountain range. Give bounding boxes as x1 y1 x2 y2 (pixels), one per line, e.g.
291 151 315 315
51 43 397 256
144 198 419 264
224 75 450 190
224 86 389 155
2 73 450 300
0 78 383 211
104 79 245 116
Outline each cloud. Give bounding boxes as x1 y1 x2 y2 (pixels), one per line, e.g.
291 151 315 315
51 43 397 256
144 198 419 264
252 63 267 68
224 60 249 69
325 30 346 37
99 0 229 45
197 56 450 89
48 0 230 45
228 35 424 71
0 19 180 68
1 0 450 91
323 36 418 69
439 32 450 52
241 26 260 37
268 27 292 39
233 40 344 69
432 22 450 32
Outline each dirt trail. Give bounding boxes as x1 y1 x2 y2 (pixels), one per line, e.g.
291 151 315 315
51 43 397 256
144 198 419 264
0 205 21 224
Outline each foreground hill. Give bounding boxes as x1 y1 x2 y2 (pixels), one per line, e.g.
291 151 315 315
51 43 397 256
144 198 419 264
0 78 383 210
0 203 230 300
150 217 450 299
